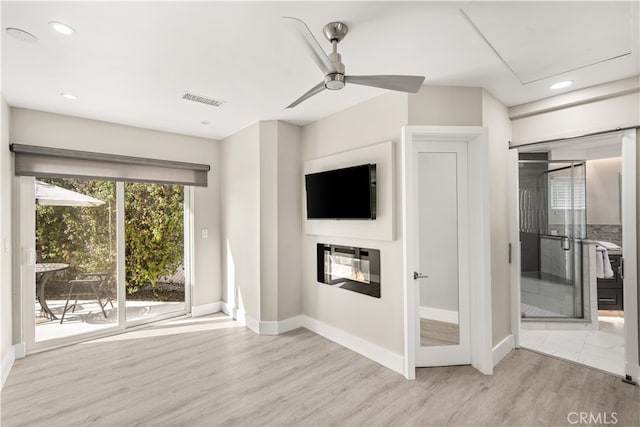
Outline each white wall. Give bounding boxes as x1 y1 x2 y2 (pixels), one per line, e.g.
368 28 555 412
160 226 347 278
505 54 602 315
1 96 13 367
482 90 513 347
259 121 278 321
276 121 302 320
221 120 303 323
302 91 408 355
9 108 222 308
408 86 483 126
586 158 622 225
510 77 640 145
221 122 261 320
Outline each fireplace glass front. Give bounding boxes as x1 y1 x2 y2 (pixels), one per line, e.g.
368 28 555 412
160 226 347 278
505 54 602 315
317 244 381 298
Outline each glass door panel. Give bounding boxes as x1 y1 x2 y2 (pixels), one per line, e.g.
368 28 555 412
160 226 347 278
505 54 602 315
519 159 586 319
34 178 118 342
124 183 186 323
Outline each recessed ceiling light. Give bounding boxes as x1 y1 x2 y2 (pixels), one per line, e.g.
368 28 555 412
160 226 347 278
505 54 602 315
5 27 37 42
49 21 75 35
550 80 573 90
60 92 77 100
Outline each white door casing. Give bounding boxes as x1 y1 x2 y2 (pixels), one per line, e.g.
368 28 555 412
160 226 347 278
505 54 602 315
621 130 638 381
402 126 492 379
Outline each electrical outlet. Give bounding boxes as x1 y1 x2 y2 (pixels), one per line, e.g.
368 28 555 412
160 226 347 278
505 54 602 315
201 228 208 239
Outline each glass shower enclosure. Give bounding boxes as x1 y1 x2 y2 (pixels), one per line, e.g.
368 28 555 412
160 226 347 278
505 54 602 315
519 158 586 319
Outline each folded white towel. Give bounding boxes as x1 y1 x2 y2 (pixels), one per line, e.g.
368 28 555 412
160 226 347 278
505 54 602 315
596 240 621 250
595 245 614 278
595 247 604 278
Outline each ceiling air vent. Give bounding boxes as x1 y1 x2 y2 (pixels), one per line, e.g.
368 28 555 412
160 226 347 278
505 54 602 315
182 92 225 107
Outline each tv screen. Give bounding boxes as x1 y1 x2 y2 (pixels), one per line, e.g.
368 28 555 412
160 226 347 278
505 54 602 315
305 164 376 220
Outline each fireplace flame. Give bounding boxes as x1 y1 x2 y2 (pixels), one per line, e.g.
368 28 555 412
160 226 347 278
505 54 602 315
350 268 365 282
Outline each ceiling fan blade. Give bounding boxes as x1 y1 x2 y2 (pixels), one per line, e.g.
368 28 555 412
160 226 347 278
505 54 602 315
345 75 425 93
286 81 326 109
283 17 337 76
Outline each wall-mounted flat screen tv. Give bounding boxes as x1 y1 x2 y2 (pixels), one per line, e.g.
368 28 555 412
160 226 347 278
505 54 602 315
305 163 376 220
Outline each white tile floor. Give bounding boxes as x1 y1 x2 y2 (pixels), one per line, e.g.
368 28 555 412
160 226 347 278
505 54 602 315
520 315 625 376
521 275 576 318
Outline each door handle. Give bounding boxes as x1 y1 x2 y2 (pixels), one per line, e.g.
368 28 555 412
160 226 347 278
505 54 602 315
560 236 571 251
413 272 428 280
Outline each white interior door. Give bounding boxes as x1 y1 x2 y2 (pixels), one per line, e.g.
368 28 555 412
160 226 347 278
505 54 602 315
403 125 492 379
413 141 470 367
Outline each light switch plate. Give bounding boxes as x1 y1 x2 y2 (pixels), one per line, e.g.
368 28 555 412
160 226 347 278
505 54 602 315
201 228 208 239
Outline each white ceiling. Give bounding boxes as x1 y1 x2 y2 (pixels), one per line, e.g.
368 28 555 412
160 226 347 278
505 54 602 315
2 1 638 141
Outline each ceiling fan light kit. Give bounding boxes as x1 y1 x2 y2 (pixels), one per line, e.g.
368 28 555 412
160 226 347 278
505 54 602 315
284 17 425 108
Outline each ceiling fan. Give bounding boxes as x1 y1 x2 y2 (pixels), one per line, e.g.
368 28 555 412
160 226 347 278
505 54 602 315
284 17 426 109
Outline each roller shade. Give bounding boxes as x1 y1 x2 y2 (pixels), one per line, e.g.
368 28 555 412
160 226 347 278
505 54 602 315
10 144 210 187
550 176 586 211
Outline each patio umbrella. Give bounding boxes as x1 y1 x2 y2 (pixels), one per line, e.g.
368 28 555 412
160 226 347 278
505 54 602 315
35 180 106 207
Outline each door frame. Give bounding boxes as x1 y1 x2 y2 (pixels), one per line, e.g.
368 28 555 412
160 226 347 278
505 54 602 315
621 130 639 381
508 129 639 382
402 125 493 379
15 177 193 354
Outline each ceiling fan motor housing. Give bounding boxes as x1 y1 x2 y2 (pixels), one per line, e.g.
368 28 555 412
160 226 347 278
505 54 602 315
325 51 346 90
324 73 345 90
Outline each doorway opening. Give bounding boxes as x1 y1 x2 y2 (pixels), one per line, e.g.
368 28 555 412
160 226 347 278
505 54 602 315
513 130 636 378
24 177 190 351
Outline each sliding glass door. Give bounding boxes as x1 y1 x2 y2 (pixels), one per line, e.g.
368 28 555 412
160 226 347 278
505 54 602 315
124 182 186 323
26 177 189 349
34 178 118 342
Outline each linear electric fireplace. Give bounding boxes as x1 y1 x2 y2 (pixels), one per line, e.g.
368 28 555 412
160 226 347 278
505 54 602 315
317 244 381 298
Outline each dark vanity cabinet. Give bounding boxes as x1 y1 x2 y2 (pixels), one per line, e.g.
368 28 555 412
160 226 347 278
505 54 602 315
597 254 623 310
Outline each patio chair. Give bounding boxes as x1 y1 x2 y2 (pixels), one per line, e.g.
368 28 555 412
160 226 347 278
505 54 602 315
60 265 115 324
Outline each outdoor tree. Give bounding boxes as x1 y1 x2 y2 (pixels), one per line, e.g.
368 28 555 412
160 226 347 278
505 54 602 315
36 178 184 296
124 182 184 293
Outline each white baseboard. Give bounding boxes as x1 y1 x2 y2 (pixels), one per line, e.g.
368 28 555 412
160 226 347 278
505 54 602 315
1 345 17 389
420 306 459 325
259 315 305 335
219 303 258 333
14 342 25 359
492 334 514 367
191 301 222 318
215 307 402 375
301 315 404 375
220 301 233 317
234 309 259 334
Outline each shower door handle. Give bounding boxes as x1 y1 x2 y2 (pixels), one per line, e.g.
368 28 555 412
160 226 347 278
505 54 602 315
413 272 428 280
560 236 571 251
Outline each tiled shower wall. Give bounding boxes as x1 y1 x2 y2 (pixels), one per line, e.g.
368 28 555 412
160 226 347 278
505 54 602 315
586 224 622 247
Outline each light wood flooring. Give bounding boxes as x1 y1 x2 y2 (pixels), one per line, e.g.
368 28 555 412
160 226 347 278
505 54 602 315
1 313 638 426
421 318 460 346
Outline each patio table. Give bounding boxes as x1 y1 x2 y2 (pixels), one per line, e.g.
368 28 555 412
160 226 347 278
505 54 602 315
36 263 69 320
